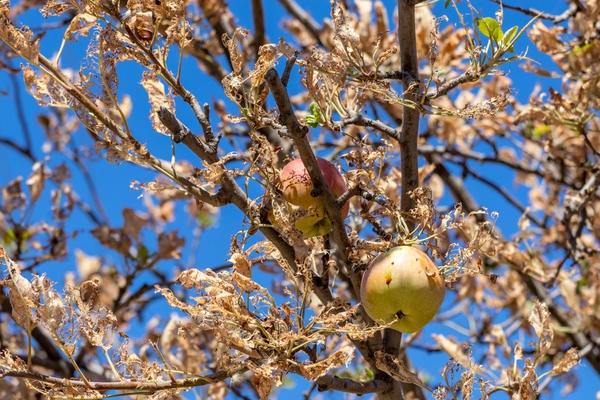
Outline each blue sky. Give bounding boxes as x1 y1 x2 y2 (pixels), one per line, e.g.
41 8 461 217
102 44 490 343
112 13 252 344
1 0 597 399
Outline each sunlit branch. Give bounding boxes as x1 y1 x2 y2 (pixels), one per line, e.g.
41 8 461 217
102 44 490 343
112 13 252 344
2 368 238 392
197 0 236 72
277 0 323 47
382 2 424 399
251 0 266 58
490 0 580 23
338 114 402 142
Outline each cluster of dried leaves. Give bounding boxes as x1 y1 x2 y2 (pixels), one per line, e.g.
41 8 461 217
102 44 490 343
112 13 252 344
0 0 598 399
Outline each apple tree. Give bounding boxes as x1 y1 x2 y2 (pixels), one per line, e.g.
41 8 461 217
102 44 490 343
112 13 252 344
0 0 598 399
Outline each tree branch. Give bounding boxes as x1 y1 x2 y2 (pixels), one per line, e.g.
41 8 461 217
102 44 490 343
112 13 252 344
426 69 481 100
431 158 600 374
197 0 236 72
0 137 35 162
419 144 570 186
339 114 402 142
266 67 387 368
380 2 425 399
10 73 33 154
315 374 391 394
490 0 579 23
277 0 323 47
251 0 266 59
2 368 237 392
265 68 350 254
281 51 298 87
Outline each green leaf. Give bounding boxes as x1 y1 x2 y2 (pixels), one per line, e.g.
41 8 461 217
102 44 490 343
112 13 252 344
306 116 319 128
309 102 320 116
503 26 518 44
3 228 16 245
502 25 519 52
346 66 360 77
137 244 149 266
572 42 593 56
577 277 588 290
306 102 323 128
532 124 551 139
478 17 503 42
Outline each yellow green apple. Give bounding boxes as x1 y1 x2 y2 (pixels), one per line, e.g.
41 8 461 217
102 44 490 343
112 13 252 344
294 213 333 238
360 246 445 333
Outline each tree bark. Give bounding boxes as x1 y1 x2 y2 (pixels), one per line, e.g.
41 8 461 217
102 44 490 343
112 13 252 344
380 1 425 399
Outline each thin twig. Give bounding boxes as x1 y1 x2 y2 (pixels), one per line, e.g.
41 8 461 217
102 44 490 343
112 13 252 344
3 368 239 392
461 162 545 228
198 0 236 72
251 0 266 58
336 185 363 208
10 73 33 153
489 0 579 23
0 137 35 162
68 143 109 224
277 0 323 47
281 51 298 87
339 114 402 142
419 144 570 186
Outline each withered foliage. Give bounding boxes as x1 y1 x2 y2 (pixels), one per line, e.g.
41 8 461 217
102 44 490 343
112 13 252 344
0 0 598 399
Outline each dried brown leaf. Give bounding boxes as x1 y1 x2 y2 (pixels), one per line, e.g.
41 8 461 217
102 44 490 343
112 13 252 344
250 44 277 88
157 231 184 259
75 249 102 280
64 13 97 40
374 351 426 388
229 252 251 278
1 247 35 328
25 162 46 205
433 334 483 374
0 14 39 63
550 347 579 376
299 344 354 380
141 71 175 135
528 301 553 354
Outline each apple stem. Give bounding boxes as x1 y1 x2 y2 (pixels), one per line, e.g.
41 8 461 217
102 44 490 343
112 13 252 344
310 187 322 197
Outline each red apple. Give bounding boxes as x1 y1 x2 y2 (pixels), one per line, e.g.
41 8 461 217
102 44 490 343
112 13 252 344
280 158 349 218
360 246 445 333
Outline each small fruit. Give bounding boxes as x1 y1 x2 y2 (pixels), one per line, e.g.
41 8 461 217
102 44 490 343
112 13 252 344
267 204 331 238
280 158 349 217
294 213 333 238
280 158 350 237
360 246 445 333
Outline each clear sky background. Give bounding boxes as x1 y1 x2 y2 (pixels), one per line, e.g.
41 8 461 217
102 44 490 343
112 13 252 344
1 0 597 399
